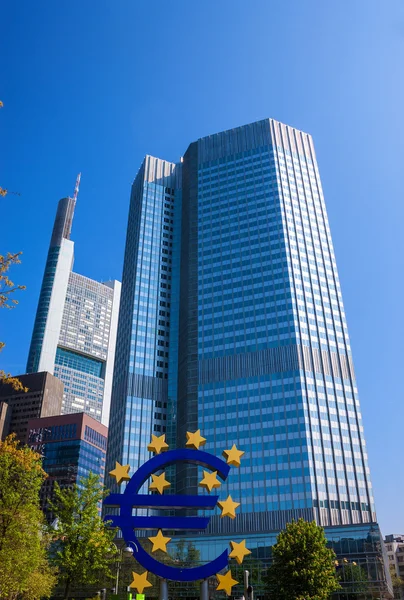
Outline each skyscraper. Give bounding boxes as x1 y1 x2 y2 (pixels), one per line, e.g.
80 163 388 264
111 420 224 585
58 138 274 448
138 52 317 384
27 181 121 425
106 120 390 597
105 157 180 472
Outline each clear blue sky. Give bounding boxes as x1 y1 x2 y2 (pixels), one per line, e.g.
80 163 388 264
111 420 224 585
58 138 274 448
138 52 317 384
1 1 403 535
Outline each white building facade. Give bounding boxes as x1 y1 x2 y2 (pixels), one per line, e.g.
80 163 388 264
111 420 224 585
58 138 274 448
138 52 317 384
27 192 120 425
385 535 404 599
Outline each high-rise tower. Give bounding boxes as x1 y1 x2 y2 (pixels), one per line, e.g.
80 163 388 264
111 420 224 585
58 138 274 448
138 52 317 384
106 120 390 597
105 156 181 472
27 181 121 425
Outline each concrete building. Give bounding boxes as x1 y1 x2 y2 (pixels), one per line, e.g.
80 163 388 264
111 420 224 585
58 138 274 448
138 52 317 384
385 535 404 599
27 411 107 521
105 119 391 598
0 371 63 443
26 179 121 425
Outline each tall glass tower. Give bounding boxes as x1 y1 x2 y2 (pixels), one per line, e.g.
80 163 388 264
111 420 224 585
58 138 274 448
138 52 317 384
105 156 181 474
27 185 121 425
106 120 390 597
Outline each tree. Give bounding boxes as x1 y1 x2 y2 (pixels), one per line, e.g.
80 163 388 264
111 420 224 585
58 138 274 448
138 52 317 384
167 540 201 598
389 564 404 598
337 561 369 599
0 103 25 392
233 556 265 592
173 539 201 567
49 472 117 600
0 252 26 391
265 518 341 600
0 434 57 600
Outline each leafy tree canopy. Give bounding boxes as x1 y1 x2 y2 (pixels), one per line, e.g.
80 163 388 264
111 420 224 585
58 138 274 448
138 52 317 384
337 561 369 598
389 564 404 594
49 472 117 600
0 252 26 391
265 518 341 600
0 434 57 600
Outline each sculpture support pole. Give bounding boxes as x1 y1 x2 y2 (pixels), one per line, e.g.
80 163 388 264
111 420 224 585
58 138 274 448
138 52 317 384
200 579 209 600
159 578 168 600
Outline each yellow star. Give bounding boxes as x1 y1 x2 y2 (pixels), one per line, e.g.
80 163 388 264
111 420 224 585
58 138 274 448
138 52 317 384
186 429 207 449
217 495 240 519
147 433 169 455
149 472 171 494
129 571 153 594
199 470 222 493
222 444 245 467
148 529 171 553
229 540 251 565
109 461 131 485
216 570 239 595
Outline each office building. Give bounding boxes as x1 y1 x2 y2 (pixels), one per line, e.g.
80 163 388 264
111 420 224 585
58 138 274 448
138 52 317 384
26 179 121 425
27 411 107 521
0 371 63 442
385 535 404 599
105 119 391 598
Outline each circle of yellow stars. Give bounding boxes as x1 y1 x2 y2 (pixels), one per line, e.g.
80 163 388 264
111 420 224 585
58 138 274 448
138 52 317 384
109 431 249 595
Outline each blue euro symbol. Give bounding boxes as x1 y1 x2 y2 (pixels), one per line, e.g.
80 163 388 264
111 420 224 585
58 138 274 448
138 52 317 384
103 448 231 581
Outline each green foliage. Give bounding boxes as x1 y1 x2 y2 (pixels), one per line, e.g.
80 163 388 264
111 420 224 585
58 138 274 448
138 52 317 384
265 518 341 600
0 434 57 600
389 564 404 594
49 472 117 600
0 252 27 391
170 540 201 597
172 539 201 566
0 252 25 310
233 556 265 590
337 561 369 598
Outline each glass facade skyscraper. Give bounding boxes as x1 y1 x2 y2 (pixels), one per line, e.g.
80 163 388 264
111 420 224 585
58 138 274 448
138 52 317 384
106 120 390 597
106 156 180 474
27 188 121 425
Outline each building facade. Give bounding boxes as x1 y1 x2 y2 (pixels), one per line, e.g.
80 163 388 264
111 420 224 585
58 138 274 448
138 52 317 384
0 371 63 442
26 186 121 425
105 157 180 477
27 412 107 521
385 535 404 599
105 119 391 598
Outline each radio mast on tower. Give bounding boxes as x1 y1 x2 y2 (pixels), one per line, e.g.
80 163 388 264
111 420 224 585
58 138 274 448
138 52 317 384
72 173 81 205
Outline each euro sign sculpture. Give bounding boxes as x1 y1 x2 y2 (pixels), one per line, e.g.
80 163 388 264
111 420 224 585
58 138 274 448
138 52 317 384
104 433 248 594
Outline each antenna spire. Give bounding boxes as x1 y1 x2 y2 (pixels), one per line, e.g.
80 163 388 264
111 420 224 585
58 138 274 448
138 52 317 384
73 173 81 203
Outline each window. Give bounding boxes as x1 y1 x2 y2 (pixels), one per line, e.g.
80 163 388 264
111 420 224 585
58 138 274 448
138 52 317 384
55 347 103 378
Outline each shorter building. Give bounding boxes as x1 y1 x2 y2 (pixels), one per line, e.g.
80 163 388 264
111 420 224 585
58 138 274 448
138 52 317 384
27 412 107 521
385 534 404 599
0 371 63 443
